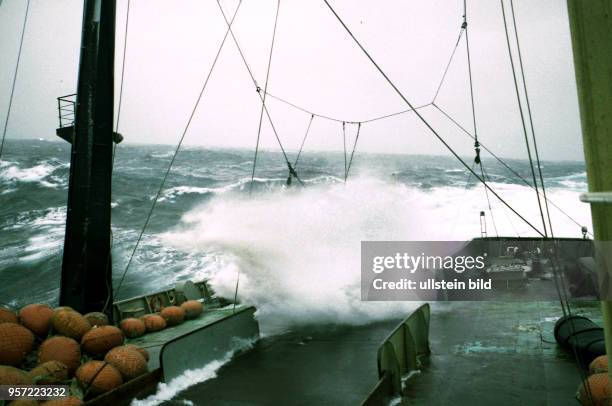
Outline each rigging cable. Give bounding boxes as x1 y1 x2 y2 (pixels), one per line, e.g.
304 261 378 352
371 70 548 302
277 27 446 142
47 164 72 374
114 0 131 149
463 0 498 235
102 0 132 313
432 103 590 236
509 0 554 236
293 114 315 168
500 0 548 237
342 122 347 179
114 0 244 297
449 162 475 237
249 0 283 194
483 164 520 237
479 163 499 237
321 0 545 237
432 27 465 104
345 122 362 181
217 0 586 236
462 0 480 166
265 91 431 124
215 0 303 189
502 2 589 392
0 0 30 161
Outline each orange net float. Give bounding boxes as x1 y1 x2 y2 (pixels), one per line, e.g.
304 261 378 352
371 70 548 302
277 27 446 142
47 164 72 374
0 322 35 366
579 372 611 406
19 303 54 337
104 346 148 380
160 306 185 326
0 306 18 324
80 326 124 356
52 309 91 340
39 396 84 406
83 312 109 327
124 344 149 362
29 360 69 384
0 365 34 385
38 336 81 374
140 314 166 332
76 361 123 395
119 318 146 338
180 300 203 320
590 355 609 375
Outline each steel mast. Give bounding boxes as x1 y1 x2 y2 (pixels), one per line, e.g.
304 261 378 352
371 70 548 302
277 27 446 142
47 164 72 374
567 0 612 386
59 0 116 319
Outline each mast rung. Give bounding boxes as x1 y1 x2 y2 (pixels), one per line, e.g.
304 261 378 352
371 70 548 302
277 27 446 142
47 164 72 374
580 192 612 204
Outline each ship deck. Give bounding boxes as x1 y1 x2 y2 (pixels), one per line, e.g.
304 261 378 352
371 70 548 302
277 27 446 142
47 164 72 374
400 300 601 405
168 300 600 405
176 320 401 405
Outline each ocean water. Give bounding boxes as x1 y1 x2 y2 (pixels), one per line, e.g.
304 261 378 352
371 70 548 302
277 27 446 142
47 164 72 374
0 138 591 331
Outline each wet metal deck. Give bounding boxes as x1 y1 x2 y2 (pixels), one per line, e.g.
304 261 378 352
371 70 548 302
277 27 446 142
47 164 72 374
175 320 401 405
166 301 601 405
401 300 601 405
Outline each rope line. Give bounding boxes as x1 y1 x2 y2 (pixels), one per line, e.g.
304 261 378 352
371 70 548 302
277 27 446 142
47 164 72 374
115 0 131 135
215 0 303 188
500 0 548 237
432 102 589 235
114 0 243 296
103 0 132 314
484 163 520 237
509 0 554 237
265 91 431 124
322 0 545 237
432 28 465 104
479 163 499 237
463 0 498 232
500 2 588 392
345 122 361 181
463 0 482 169
0 0 30 161
342 122 347 178
505 1 586 394
294 114 314 168
250 0 282 194
449 162 475 237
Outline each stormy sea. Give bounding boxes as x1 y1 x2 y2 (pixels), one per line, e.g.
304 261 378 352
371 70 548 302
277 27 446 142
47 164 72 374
0 137 593 404
0 138 591 316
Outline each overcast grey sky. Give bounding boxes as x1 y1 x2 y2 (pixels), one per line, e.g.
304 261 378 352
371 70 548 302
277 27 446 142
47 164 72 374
0 0 583 160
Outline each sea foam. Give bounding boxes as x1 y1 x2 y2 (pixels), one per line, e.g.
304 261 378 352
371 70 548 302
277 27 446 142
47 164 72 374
161 175 592 334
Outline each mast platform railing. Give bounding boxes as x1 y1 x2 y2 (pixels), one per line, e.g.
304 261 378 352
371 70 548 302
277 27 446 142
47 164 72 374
57 93 76 128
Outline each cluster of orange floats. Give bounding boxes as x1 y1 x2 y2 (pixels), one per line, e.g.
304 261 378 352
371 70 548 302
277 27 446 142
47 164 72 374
579 355 611 406
0 300 204 406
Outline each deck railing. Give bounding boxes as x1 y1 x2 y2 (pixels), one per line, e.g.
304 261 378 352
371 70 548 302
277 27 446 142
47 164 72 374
362 303 431 405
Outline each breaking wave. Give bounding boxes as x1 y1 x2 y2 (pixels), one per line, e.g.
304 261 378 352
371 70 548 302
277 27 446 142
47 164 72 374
0 159 68 189
162 175 591 334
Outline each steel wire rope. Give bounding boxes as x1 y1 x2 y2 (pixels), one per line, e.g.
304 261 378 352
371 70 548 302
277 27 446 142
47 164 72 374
114 1 244 297
0 0 31 160
321 0 545 237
